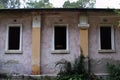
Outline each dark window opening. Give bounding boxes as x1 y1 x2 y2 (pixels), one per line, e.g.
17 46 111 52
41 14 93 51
54 26 67 50
100 27 112 49
8 27 20 50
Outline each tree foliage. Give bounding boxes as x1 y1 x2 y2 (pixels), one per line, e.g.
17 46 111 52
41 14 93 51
63 0 96 8
0 0 8 9
0 0 96 9
26 0 53 8
0 0 20 9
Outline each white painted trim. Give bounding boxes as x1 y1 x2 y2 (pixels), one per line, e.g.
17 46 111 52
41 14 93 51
52 24 69 51
98 50 116 53
95 73 109 76
5 24 22 53
90 16 120 17
98 24 115 51
51 50 69 54
32 15 41 28
5 50 22 54
78 23 90 29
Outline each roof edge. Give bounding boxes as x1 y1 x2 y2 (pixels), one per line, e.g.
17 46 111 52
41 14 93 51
0 8 117 12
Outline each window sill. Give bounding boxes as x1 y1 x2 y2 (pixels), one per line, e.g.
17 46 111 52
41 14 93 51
98 50 116 53
5 50 22 54
51 50 69 54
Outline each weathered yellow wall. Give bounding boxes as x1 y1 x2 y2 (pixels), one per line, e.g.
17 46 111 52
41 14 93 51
80 29 88 57
32 28 40 75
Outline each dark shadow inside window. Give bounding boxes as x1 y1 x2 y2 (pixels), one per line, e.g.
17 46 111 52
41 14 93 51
8 27 20 50
54 26 66 50
100 27 111 49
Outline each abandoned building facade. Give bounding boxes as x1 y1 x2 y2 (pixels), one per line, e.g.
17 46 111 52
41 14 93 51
0 8 120 76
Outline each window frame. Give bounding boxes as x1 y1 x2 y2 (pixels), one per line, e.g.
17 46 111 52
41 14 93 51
5 24 22 53
98 24 115 53
52 24 69 54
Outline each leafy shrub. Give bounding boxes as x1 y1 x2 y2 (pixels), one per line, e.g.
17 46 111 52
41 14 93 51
107 63 120 80
55 53 86 80
56 52 100 80
0 73 12 79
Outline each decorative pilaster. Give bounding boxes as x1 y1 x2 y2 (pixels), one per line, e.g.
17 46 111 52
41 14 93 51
32 15 41 75
80 29 88 57
78 16 90 71
78 16 89 57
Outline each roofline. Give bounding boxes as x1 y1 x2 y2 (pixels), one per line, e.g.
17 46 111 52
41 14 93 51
0 8 117 12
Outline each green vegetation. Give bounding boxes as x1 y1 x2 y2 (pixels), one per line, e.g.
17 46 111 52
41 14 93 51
0 0 96 9
1 59 120 80
107 63 120 80
63 0 96 8
55 53 100 80
0 0 20 9
26 0 53 8
55 54 86 80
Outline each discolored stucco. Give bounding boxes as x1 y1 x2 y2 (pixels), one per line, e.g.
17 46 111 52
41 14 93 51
0 16 32 75
88 14 120 74
41 12 80 74
0 10 120 75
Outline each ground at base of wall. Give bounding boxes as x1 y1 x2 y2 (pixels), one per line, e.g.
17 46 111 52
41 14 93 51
0 75 56 80
0 75 111 80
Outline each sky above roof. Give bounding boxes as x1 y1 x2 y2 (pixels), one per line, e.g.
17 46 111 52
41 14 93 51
49 0 120 8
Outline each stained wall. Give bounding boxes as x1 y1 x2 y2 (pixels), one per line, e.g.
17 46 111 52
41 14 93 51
0 11 120 75
0 15 32 75
88 12 120 75
41 12 80 74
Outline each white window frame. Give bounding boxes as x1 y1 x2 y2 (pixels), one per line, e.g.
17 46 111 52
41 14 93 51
98 24 115 53
5 24 22 53
52 24 69 54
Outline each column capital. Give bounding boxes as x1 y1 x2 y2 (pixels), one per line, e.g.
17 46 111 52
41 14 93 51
32 15 41 28
78 24 90 29
78 16 90 29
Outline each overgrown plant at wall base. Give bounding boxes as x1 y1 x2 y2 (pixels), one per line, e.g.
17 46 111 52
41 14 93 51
56 55 86 80
55 52 100 80
107 63 120 80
